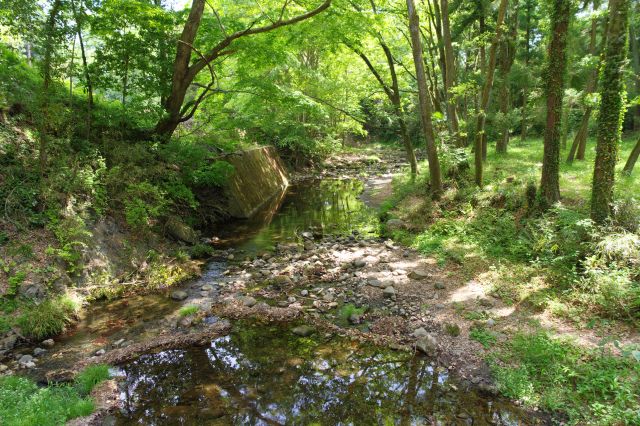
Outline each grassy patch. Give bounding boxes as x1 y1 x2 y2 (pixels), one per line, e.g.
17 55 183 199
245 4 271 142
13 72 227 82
16 295 80 340
0 364 110 426
469 326 497 348
491 331 640 425
178 305 199 317
338 303 366 323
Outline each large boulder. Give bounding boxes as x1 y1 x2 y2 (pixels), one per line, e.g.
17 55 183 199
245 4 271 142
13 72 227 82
165 217 198 244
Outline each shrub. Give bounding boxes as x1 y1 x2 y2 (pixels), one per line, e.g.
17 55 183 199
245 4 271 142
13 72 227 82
16 295 80 339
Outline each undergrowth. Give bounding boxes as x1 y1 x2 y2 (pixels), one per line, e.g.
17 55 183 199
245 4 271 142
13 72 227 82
0 364 110 426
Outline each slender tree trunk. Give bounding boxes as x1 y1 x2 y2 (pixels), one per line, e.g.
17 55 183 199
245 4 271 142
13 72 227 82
406 0 443 197
474 0 508 187
629 4 640 131
623 137 640 174
496 3 519 154
69 35 76 99
38 0 62 181
591 0 630 223
539 0 571 207
441 0 461 145
521 0 532 141
567 4 600 163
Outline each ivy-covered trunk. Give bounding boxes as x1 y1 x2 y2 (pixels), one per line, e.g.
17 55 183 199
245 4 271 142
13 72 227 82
539 0 571 207
591 0 630 223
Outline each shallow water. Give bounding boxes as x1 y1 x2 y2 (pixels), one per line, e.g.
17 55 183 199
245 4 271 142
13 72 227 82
26 178 536 425
113 324 532 425
211 179 379 254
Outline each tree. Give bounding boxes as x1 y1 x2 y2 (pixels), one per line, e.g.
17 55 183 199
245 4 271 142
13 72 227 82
473 0 508 187
347 1 418 175
567 1 602 164
495 1 519 154
154 0 332 140
591 0 630 223
539 0 572 206
440 0 461 145
406 0 442 197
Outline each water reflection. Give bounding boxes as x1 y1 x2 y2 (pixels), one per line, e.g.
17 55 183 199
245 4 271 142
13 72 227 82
211 179 379 254
115 325 535 425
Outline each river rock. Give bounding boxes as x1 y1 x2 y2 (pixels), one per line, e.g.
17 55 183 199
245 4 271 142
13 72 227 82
348 313 362 324
367 278 382 288
18 354 33 366
171 290 188 301
385 219 406 231
33 347 47 357
486 318 496 327
434 282 446 290
1 334 17 351
412 327 429 338
95 349 106 356
0 364 7 372
353 258 366 268
238 296 257 307
415 334 438 355
166 216 198 244
383 286 396 299
300 289 309 296
201 284 214 291
41 339 55 348
292 325 314 337
408 269 430 280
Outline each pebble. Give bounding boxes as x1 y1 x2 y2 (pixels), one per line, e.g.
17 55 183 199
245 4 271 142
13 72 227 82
486 318 496 327
383 286 396 299
95 349 106 356
300 290 309 296
41 339 55 348
18 354 33 366
434 282 446 290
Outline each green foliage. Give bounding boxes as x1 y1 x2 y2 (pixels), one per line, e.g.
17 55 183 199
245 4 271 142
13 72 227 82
492 331 640 425
469 326 497 348
0 376 94 426
74 364 111 396
16 295 79 339
189 243 213 259
178 305 199 317
338 303 365 322
7 270 26 296
123 182 167 230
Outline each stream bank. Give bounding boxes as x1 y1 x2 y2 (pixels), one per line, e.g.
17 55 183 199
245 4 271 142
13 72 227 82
3 148 549 425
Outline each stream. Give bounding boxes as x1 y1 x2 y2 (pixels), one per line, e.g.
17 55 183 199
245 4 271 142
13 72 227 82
25 178 536 425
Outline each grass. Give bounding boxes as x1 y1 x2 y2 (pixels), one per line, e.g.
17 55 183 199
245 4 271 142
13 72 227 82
0 364 110 426
178 304 199 317
491 331 640 425
15 295 80 340
469 326 497 348
381 133 640 423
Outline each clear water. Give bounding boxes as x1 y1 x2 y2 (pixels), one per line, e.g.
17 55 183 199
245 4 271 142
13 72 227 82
114 324 536 425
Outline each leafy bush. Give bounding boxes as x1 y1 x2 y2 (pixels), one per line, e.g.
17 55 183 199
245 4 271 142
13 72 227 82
123 182 167 230
16 295 80 339
469 326 497 348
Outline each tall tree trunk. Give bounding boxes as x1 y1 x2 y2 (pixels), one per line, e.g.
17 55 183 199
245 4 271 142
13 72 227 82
567 3 600 163
440 0 461 145
623 136 640 174
474 0 508 187
539 0 571 207
521 0 532 141
591 0 630 223
406 0 443 197
38 0 62 181
629 3 640 131
496 3 519 154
